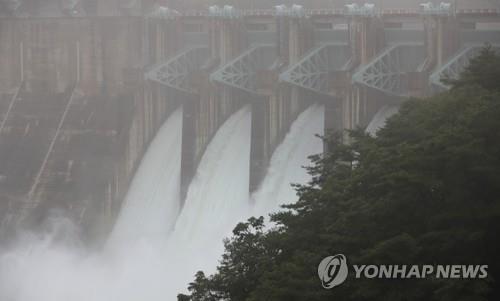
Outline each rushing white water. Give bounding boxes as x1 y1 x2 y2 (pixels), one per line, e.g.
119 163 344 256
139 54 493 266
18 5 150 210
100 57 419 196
173 105 251 242
161 105 252 297
110 106 183 246
0 107 185 301
252 104 325 216
365 105 399 136
0 104 325 301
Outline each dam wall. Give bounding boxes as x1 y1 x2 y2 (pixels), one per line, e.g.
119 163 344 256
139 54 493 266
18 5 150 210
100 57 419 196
0 6 498 241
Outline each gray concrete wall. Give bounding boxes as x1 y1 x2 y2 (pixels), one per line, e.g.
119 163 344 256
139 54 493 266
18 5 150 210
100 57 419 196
0 17 181 243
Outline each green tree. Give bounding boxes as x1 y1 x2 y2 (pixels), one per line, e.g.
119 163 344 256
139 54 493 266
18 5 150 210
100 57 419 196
179 46 500 301
445 45 500 92
177 271 220 301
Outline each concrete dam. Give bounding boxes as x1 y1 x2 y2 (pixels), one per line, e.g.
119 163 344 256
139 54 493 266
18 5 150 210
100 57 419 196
0 1 500 300
0 2 499 244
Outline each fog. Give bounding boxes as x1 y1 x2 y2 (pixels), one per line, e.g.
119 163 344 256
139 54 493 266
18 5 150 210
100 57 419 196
0 105 324 301
0 0 498 300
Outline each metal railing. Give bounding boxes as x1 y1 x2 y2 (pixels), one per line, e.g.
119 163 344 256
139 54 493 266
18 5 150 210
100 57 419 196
1 7 498 19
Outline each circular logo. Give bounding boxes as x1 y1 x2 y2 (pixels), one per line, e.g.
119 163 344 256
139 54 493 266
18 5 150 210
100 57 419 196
318 254 348 289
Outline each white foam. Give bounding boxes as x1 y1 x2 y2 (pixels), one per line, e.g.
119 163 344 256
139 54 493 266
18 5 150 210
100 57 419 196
0 104 326 301
252 104 324 217
162 105 252 297
110 106 183 247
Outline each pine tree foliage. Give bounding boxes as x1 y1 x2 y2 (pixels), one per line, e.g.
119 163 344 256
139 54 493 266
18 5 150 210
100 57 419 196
178 47 500 301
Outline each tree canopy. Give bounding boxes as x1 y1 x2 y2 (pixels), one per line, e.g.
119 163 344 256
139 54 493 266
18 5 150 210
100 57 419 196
178 46 500 301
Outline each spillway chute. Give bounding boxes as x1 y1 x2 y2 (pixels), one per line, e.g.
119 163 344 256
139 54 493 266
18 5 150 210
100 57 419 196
109 106 183 248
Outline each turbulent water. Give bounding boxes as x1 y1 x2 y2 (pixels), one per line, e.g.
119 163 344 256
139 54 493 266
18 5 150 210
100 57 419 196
173 106 252 242
252 104 324 216
161 106 253 295
0 107 186 301
0 104 324 301
109 106 183 246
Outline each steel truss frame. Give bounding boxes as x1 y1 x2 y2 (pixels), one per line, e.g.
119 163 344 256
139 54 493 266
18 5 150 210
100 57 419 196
352 43 425 96
279 43 351 96
146 47 209 93
210 45 276 94
430 45 500 91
